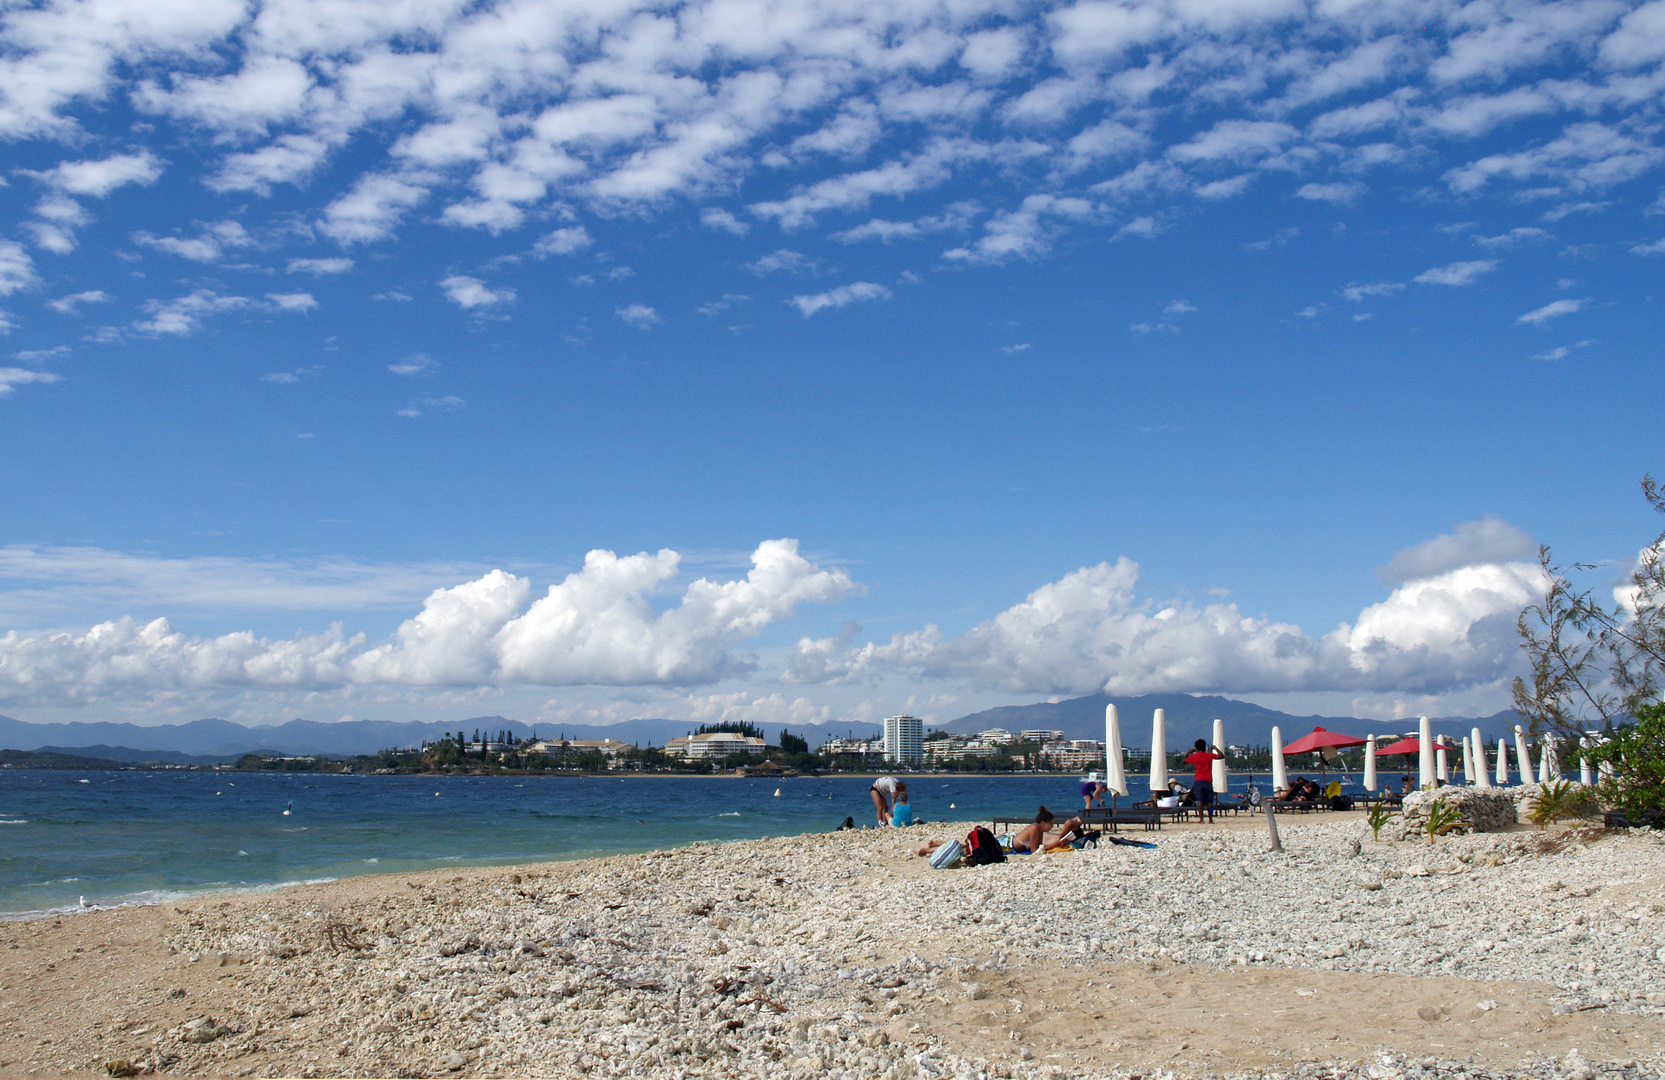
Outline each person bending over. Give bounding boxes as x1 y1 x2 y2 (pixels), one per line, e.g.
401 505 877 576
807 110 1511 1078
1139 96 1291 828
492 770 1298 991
870 776 906 826
1081 780 1109 810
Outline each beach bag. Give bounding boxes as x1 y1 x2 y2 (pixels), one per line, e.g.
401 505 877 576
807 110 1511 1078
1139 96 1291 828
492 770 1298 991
928 839 963 869
964 826 1006 865
1329 795 1353 811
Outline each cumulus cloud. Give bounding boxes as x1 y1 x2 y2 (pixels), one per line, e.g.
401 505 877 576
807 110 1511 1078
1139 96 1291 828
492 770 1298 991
131 220 253 263
440 276 514 310
287 257 354 275
387 353 439 376
45 290 110 314
133 290 248 336
1377 518 1538 586
1296 181 1365 205
700 209 749 235
533 226 592 257
788 282 890 317
615 303 661 328
1342 281 1404 301
0 243 39 298
266 292 317 312
1414 260 1499 286
0 540 858 704
786 547 1548 697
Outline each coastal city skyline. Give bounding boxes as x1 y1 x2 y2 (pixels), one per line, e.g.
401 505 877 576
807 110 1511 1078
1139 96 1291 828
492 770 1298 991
2 0 1661 732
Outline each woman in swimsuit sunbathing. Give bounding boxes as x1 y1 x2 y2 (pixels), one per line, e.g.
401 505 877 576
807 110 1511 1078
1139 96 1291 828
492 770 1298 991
1012 806 1086 853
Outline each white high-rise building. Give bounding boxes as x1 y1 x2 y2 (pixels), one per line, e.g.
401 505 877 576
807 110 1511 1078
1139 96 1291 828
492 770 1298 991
882 715 924 764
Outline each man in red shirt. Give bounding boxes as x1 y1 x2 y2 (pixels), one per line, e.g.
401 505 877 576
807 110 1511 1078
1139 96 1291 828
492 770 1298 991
1184 738 1225 823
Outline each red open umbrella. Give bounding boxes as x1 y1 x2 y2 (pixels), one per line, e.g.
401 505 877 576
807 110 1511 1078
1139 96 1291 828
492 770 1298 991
1376 736 1423 756
1283 726 1367 755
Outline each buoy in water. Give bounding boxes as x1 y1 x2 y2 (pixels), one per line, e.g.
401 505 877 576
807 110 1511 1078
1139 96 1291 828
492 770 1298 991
282 801 292 816
949 803 956 809
773 788 781 797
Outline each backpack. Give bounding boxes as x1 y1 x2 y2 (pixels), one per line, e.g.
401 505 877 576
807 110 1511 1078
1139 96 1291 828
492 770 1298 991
1329 795 1353 811
963 826 1006 865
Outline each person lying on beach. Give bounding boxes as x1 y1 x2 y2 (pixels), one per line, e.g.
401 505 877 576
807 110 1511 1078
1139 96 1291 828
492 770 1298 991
870 776 906 826
1012 806 1086 853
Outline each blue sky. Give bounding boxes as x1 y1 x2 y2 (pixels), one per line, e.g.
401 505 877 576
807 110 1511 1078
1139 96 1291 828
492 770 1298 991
0 0 1660 731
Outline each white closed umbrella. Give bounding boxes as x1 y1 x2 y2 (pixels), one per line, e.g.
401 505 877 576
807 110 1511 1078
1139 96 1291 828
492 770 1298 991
1363 734 1377 792
1104 704 1128 797
1149 708 1168 795
1271 725 1288 795
1542 738 1559 783
1460 735 1474 785
1472 727 1492 789
1580 739 1594 786
1212 718 1228 792
1514 726 1532 786
1436 737 1449 783
1496 736 1509 785
1418 716 1435 791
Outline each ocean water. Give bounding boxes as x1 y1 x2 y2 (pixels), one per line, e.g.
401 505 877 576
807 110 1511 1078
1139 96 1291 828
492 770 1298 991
0 768 1366 918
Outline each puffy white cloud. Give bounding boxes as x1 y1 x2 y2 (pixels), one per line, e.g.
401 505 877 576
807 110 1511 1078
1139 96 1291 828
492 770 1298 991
1414 259 1499 286
787 544 1549 697
133 289 249 336
30 152 162 197
745 249 820 275
1341 281 1404 301
1295 181 1364 205
440 275 514 309
532 226 592 257
266 292 317 311
387 353 439 376
787 281 890 317
0 539 860 704
700 208 749 235
322 172 433 244
615 303 661 327
132 220 253 263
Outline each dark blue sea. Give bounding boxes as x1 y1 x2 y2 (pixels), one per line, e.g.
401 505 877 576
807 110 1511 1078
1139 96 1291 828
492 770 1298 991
0 769 1345 917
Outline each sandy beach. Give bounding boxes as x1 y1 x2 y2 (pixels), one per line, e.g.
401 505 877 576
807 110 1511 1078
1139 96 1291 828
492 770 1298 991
2 811 1662 1080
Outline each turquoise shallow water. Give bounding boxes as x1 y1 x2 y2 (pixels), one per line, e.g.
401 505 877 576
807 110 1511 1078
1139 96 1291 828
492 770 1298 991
0 768 1342 917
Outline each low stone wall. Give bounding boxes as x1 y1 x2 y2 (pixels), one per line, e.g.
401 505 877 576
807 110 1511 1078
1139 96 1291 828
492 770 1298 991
1393 787 1517 839
1511 780 1598 821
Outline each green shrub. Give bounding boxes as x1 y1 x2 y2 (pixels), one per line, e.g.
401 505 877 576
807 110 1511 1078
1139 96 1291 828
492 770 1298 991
1528 779 1601 829
1585 702 1665 827
1425 798 1463 843
1366 801 1396 842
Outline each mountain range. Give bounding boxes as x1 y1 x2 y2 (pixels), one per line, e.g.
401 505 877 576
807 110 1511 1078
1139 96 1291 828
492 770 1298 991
0 694 1521 761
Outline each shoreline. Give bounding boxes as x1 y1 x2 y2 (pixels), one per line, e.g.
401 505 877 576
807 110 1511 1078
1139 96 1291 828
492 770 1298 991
2 816 1661 1079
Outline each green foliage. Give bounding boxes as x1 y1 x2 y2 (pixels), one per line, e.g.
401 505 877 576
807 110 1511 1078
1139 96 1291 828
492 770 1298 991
695 721 765 739
1425 798 1463 843
777 729 809 756
1584 702 1665 826
1366 800 1396 841
1528 779 1602 830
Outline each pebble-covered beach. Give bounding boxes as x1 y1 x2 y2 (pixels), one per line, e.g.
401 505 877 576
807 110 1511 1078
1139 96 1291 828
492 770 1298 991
3 814 1662 1080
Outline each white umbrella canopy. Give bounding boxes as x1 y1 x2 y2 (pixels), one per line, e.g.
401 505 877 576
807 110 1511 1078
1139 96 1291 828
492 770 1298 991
1418 717 1435 791
1496 736 1509 785
1271 725 1288 794
1104 704 1128 797
1472 727 1492 789
1514 726 1532 786
1363 734 1377 792
1436 738 1449 783
1149 708 1169 795
1211 718 1228 791
1460 735 1474 785
1542 738 1560 783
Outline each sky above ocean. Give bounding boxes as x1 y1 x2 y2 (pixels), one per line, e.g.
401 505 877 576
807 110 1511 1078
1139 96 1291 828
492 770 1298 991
0 0 1660 731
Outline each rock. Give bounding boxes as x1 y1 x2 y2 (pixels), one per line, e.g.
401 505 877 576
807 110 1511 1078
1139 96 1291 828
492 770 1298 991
437 1050 468 1072
1563 1049 1596 1080
1475 999 1498 1012
1415 1006 1442 1022
179 1018 231 1044
104 1061 138 1077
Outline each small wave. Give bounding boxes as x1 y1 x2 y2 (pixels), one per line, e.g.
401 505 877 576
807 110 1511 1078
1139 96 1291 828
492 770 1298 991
0 877 343 922
716 811 741 817
237 850 249 856
364 858 379 863
0 820 26 825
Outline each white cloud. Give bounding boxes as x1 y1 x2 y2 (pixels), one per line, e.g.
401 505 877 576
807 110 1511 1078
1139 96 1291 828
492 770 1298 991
1377 518 1538 586
0 540 857 704
287 257 354 276
1472 227 1551 249
0 242 40 298
133 290 249 336
13 346 69 362
1295 181 1365 205
786 546 1548 697
266 292 317 312
696 294 750 317
131 220 253 263
1414 260 1499 286
787 282 890 318
0 367 60 396
1341 281 1404 301
1631 238 1665 255
615 303 661 328
533 226 592 257
700 208 749 235
1532 339 1592 361
261 365 323 384
388 353 439 376
1162 300 1196 315
440 275 514 310
29 152 163 197
46 290 109 315
397 395 465 418
1516 298 1588 326
745 249 819 275
322 172 432 244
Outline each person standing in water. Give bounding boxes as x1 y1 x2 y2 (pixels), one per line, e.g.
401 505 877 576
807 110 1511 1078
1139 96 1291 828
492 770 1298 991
870 776 906 826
